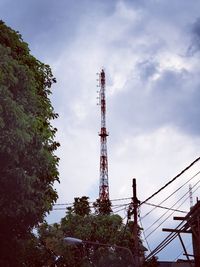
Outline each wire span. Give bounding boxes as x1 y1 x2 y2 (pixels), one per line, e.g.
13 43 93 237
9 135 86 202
144 202 187 214
142 170 200 219
54 197 132 206
145 180 200 237
140 157 200 206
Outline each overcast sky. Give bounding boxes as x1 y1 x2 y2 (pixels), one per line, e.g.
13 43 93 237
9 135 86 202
1 0 200 261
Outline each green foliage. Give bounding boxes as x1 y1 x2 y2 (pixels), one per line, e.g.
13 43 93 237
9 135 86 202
36 196 145 267
93 198 112 215
0 21 59 266
72 196 91 216
13 232 56 267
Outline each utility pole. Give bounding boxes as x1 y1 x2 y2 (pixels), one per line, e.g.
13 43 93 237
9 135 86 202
162 201 200 267
132 178 140 267
190 201 200 267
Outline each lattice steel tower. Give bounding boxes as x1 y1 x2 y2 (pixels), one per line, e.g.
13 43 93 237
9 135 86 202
98 69 109 201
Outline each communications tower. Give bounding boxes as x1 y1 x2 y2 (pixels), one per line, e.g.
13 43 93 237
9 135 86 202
98 69 109 201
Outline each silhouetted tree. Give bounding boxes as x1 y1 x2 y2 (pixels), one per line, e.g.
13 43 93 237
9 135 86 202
0 21 59 266
93 198 112 215
36 196 144 267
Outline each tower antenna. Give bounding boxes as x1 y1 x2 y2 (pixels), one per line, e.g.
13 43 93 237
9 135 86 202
98 69 109 201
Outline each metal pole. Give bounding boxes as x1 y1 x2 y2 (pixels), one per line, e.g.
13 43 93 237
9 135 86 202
133 178 140 267
64 237 135 267
178 234 193 267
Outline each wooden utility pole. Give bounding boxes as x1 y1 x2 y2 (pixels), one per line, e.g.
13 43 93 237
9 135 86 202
190 202 200 267
163 201 200 267
133 178 140 267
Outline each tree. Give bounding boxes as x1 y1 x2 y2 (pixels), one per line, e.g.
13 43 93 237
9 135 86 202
0 21 59 266
37 196 145 267
72 196 91 216
93 198 112 215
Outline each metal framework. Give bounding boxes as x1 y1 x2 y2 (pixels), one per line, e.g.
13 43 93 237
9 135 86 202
150 201 200 267
98 69 109 201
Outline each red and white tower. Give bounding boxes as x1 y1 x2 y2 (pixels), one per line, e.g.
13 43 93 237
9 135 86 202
98 69 109 201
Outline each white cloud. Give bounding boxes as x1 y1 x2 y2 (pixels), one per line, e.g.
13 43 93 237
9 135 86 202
109 126 200 199
47 0 200 227
3 0 200 260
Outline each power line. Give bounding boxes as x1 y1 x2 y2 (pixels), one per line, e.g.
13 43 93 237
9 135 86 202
145 218 185 260
141 170 200 219
138 208 152 253
112 206 129 214
52 202 131 212
145 194 189 238
53 203 73 206
145 180 200 238
53 197 132 206
144 202 187 214
112 203 130 210
140 157 200 206
145 186 200 260
53 158 200 215
53 208 68 211
173 243 192 262
145 210 196 260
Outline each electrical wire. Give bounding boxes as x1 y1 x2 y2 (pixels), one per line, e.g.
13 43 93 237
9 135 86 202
141 170 200 219
145 180 200 235
140 157 200 206
144 202 187 214
145 194 189 238
53 208 68 211
112 205 130 214
53 202 131 212
145 180 200 238
146 213 194 260
53 197 132 206
138 207 152 253
112 203 130 209
145 188 200 260
145 218 185 260
173 243 193 262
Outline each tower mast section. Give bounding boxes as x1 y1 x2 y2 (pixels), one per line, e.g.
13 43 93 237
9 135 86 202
98 69 109 201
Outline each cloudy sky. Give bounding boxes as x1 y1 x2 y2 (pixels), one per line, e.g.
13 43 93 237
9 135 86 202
1 0 200 261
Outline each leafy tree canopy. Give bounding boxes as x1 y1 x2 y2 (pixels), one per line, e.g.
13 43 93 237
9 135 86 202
35 196 145 267
0 21 59 266
93 198 112 215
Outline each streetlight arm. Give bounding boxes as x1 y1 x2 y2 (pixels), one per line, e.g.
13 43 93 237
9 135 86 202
64 237 136 266
64 237 83 245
